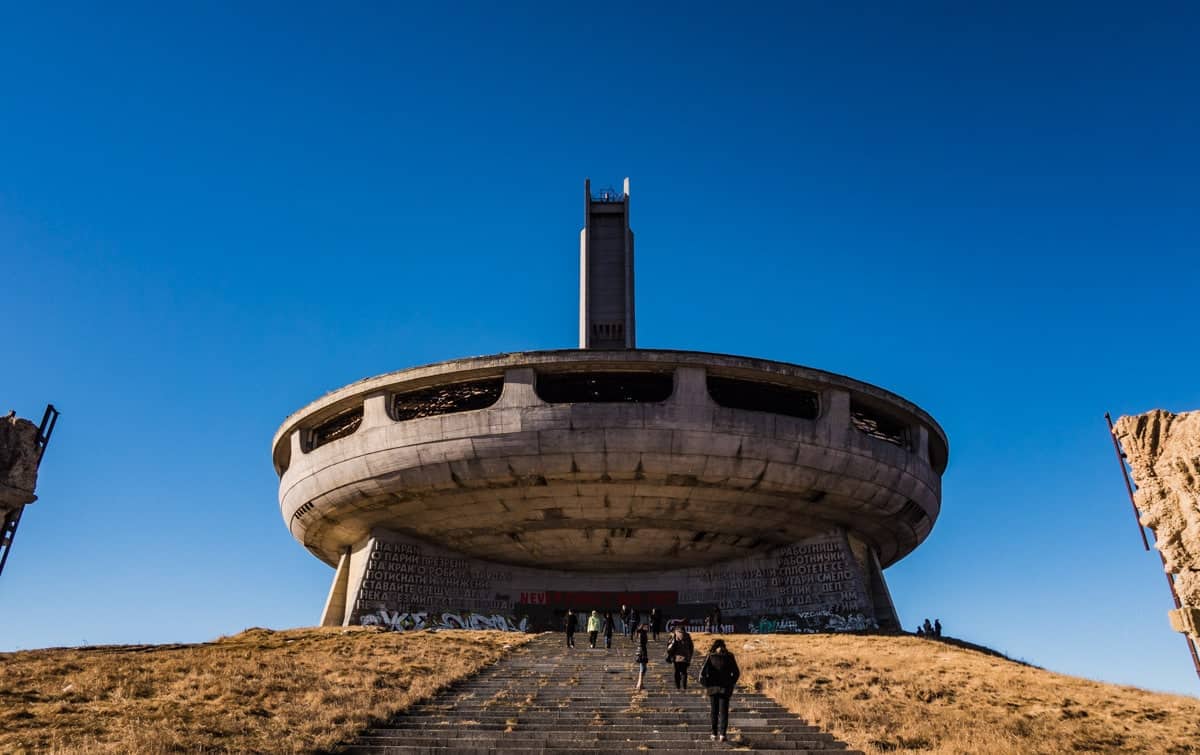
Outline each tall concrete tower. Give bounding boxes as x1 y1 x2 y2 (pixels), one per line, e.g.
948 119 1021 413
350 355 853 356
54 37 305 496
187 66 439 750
579 178 635 349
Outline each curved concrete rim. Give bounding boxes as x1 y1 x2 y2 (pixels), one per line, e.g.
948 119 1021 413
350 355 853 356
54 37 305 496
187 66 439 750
272 348 949 464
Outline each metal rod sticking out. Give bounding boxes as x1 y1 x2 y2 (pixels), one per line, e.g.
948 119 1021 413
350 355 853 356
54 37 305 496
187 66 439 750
1104 412 1150 551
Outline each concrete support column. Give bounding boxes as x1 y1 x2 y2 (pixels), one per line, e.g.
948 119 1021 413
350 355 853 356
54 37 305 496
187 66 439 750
671 366 710 406
319 547 352 626
361 391 390 429
290 427 306 457
820 389 850 446
498 367 539 407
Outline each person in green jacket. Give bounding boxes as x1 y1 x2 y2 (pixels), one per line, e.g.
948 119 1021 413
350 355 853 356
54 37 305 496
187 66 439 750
587 610 602 649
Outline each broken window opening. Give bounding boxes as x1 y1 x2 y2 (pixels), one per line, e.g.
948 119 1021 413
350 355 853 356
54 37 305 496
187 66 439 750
850 401 909 448
706 376 819 420
308 406 363 451
390 378 504 421
535 371 673 404
898 499 926 526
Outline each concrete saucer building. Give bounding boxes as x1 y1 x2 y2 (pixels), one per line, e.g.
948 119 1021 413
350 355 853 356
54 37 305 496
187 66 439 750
273 180 948 632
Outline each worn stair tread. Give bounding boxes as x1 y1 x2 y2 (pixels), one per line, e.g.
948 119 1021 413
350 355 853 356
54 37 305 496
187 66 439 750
338 633 858 755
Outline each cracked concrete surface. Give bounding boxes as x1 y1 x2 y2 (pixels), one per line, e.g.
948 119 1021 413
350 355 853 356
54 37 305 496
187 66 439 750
1114 409 1200 643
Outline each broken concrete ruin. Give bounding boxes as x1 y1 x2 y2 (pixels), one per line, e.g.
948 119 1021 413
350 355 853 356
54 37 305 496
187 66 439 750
0 411 41 518
1114 409 1200 644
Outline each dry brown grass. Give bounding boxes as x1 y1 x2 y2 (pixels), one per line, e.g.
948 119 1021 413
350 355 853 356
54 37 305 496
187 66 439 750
0 626 530 754
734 633 1200 754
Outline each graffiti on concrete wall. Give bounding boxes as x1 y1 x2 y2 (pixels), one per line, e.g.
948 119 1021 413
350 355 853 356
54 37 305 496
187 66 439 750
749 610 875 634
359 609 530 632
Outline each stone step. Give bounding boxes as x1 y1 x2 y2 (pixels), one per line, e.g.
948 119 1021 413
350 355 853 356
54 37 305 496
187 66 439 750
355 736 841 748
357 724 835 739
348 744 854 748
364 716 816 725
342 633 859 755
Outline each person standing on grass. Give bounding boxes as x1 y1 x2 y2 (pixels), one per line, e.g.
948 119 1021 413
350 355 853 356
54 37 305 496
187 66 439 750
650 607 662 641
698 638 740 742
603 610 615 649
665 624 694 690
633 622 650 690
564 609 577 649
587 609 601 649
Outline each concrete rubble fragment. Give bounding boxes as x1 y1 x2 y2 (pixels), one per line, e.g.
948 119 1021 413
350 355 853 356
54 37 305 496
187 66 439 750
1114 409 1200 644
0 411 41 518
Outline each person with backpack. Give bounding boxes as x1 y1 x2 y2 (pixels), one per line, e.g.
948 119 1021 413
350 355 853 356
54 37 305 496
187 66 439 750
587 609 601 649
665 624 695 690
563 609 577 649
697 638 740 741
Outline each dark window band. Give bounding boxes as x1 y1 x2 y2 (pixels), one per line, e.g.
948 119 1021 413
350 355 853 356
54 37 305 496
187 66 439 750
706 376 819 420
536 371 673 403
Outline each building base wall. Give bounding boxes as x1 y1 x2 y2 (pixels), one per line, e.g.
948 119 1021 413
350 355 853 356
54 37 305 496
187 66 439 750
327 527 899 633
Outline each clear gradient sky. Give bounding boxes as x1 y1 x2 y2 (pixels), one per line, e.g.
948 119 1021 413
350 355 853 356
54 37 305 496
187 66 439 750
2 3 1198 695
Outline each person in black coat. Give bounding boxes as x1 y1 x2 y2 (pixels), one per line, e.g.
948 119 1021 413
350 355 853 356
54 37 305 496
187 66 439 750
697 638 740 741
650 607 662 641
665 625 695 690
563 609 577 649
603 610 616 649
633 623 650 690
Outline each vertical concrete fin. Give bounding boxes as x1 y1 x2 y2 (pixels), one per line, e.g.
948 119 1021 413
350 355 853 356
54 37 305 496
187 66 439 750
319 547 352 627
672 367 711 406
498 367 539 407
362 391 390 429
578 227 588 349
820 390 851 446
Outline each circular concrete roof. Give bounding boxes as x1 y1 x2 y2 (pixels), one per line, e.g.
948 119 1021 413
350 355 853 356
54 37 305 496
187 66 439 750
274 349 947 571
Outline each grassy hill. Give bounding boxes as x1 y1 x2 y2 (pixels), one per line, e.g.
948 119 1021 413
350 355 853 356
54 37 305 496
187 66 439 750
735 633 1200 754
1 628 1197 754
0 627 530 754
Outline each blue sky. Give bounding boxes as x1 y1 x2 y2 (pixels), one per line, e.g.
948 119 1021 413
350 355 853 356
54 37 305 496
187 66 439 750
2 3 1198 695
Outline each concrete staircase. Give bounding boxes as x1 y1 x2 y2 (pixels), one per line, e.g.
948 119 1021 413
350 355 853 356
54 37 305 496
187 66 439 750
343 632 861 754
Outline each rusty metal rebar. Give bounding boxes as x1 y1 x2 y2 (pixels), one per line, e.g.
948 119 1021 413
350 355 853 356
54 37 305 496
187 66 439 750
1104 412 1150 551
